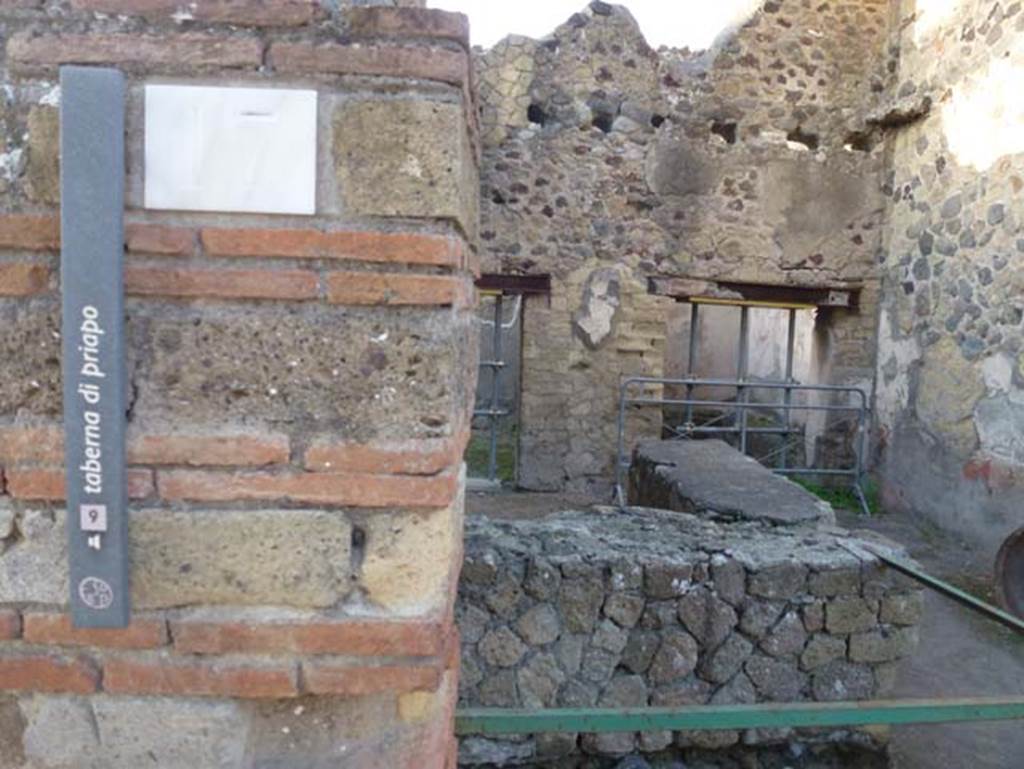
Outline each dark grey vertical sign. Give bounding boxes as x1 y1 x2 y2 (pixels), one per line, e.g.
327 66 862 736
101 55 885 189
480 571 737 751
60 66 129 628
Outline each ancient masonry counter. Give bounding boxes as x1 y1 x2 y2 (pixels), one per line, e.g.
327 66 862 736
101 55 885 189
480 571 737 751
458 507 922 767
0 2 478 767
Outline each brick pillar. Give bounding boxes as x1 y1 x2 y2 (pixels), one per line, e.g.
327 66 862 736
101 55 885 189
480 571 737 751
0 2 477 766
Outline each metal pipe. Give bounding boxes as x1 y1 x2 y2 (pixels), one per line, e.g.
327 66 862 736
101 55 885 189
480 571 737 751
487 294 504 483
685 426 800 436
615 387 628 505
737 306 750 454
857 544 1024 635
626 397 862 413
623 376 868 404
774 467 858 477
780 308 797 471
685 303 699 426
456 698 1024 736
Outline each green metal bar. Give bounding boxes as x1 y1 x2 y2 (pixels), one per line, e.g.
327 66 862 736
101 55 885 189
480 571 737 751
861 545 1024 635
455 697 1024 736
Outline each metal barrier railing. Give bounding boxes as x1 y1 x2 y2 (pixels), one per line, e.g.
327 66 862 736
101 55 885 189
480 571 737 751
615 376 871 514
471 293 521 485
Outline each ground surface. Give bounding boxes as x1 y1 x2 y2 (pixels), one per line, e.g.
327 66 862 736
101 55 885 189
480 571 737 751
466 491 1024 769
835 508 1024 769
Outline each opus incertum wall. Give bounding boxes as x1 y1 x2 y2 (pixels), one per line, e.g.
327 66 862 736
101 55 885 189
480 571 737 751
0 2 478 766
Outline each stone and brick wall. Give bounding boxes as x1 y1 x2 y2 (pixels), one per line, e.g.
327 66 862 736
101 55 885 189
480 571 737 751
0 1 477 766
475 1 894 494
457 507 921 767
874 0 1024 550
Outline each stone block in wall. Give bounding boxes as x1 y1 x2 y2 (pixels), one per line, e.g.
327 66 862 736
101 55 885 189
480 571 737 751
0 297 472 442
21 695 249 769
131 509 353 609
334 98 479 238
358 478 465 617
457 507 923 765
0 507 354 609
25 106 59 204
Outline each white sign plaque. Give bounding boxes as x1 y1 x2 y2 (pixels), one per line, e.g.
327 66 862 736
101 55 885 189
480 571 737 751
144 85 317 215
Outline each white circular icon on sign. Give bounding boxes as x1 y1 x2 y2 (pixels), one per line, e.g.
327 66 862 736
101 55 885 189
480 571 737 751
78 577 114 610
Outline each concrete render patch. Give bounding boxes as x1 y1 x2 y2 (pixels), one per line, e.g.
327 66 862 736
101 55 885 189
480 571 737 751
630 440 836 526
20 695 248 769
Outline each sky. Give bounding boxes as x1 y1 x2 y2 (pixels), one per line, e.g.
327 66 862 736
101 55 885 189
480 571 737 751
428 0 762 51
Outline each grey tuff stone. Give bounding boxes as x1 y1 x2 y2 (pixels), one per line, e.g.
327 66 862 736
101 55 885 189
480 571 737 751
515 603 562 646
825 596 879 634
479 627 528 668
812 660 876 701
699 633 754 684
744 654 806 701
648 630 699 684
800 634 847 670
677 586 738 648
603 592 645 628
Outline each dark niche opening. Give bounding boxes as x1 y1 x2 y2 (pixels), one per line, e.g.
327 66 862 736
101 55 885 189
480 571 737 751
844 131 874 152
527 103 548 126
592 110 615 133
711 120 738 144
787 126 819 150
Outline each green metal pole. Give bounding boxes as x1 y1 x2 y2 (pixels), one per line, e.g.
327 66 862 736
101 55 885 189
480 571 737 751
862 544 1024 635
455 697 1024 736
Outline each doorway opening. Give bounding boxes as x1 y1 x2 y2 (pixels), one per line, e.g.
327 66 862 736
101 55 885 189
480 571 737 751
465 274 550 490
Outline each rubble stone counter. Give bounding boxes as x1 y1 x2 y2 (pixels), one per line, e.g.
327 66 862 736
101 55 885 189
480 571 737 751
457 507 923 768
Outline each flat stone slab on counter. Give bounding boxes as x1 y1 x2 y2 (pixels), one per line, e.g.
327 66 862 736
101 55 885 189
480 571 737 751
629 439 836 526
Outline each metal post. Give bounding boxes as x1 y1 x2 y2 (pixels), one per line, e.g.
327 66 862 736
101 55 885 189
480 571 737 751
457 698 1024 737
853 398 870 515
780 308 796 470
488 293 504 482
737 305 750 454
685 303 699 428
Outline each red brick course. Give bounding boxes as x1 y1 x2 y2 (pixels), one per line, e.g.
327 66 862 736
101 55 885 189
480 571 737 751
71 0 320 26
0 263 50 296
325 272 470 307
345 7 469 47
304 430 469 474
0 214 60 251
201 227 463 268
125 266 319 300
125 223 195 256
269 42 468 87
0 654 99 694
303 662 441 696
0 426 290 467
0 611 21 640
171 618 447 657
129 433 291 467
24 613 168 650
104 658 299 698
6 468 154 500
7 31 263 72
158 468 458 509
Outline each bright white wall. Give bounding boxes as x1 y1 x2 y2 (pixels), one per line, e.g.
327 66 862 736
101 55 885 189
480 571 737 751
428 0 762 50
